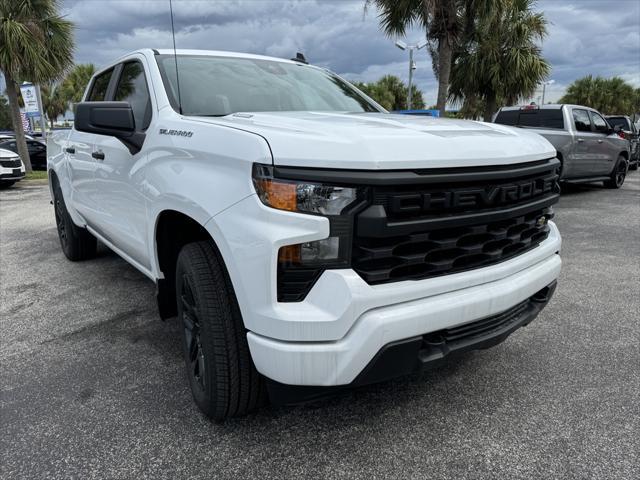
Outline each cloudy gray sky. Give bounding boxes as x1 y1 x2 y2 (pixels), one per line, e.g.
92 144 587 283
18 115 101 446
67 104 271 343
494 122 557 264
5 0 640 105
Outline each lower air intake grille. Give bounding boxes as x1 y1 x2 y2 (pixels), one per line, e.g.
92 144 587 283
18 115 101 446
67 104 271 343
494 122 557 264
433 300 529 344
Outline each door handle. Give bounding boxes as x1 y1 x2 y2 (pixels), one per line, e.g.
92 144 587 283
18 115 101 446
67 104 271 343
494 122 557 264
597 139 603 143
577 138 584 143
65 147 76 154
92 151 105 160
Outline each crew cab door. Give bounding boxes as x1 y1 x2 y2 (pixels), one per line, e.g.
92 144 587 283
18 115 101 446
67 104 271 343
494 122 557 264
589 111 617 174
91 59 153 270
66 67 114 224
570 108 599 177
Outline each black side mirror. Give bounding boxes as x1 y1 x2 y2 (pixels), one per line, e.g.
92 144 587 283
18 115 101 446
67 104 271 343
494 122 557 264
74 101 145 154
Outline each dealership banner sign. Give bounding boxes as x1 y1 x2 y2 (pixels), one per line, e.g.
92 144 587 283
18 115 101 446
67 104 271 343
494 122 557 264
20 83 41 118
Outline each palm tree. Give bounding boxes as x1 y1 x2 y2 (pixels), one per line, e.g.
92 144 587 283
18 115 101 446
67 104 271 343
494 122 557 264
449 0 549 121
559 76 637 115
366 0 499 116
41 83 67 129
0 0 74 171
353 75 425 110
60 63 95 106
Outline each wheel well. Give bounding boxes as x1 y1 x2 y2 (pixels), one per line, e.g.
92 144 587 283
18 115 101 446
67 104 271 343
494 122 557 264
49 169 59 190
155 210 211 319
619 151 628 160
555 151 564 178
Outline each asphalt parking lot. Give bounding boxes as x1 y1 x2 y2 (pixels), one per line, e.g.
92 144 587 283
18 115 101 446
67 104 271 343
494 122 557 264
1 173 639 480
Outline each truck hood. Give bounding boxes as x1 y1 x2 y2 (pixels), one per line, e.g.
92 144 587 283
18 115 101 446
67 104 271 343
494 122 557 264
191 112 556 170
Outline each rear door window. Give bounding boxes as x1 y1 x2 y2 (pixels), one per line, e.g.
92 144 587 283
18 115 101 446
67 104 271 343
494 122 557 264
572 109 592 132
87 68 114 101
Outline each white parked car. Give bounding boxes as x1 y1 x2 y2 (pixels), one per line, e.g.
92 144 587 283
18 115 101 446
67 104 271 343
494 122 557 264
0 148 25 187
47 49 562 420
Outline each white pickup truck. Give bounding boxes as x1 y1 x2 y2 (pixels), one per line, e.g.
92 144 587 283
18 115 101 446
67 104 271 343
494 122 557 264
48 49 562 420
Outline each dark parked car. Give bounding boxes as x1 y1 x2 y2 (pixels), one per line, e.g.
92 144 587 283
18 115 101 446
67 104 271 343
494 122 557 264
605 115 639 170
0 138 47 170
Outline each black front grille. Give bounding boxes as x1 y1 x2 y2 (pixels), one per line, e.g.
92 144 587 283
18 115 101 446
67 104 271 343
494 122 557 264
431 300 529 345
353 207 553 283
352 158 559 284
272 158 559 301
0 158 21 168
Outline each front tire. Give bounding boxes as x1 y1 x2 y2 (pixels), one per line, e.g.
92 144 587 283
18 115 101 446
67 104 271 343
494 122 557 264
603 156 627 189
176 241 265 421
53 183 97 260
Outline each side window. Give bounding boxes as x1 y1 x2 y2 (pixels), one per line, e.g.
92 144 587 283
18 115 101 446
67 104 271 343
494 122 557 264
114 62 152 130
87 68 114 101
573 109 591 132
590 112 609 134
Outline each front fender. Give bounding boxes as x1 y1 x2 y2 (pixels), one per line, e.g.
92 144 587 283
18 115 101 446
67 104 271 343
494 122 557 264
142 123 272 278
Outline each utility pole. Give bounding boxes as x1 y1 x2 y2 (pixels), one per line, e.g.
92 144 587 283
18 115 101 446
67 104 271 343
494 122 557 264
541 79 555 106
395 39 427 110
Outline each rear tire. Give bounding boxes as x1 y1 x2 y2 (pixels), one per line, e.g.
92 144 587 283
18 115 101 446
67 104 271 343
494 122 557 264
176 241 266 421
53 183 97 260
603 156 627 189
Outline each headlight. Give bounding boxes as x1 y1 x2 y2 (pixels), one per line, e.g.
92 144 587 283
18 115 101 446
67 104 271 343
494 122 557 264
252 164 363 301
252 164 357 215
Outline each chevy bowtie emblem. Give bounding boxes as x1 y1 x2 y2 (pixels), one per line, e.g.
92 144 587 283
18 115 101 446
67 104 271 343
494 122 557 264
536 216 548 227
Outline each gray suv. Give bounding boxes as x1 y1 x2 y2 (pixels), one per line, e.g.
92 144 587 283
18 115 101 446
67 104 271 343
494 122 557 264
494 104 630 188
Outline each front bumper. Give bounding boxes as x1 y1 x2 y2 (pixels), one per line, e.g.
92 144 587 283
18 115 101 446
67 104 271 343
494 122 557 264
247 249 561 387
267 280 556 404
0 165 25 181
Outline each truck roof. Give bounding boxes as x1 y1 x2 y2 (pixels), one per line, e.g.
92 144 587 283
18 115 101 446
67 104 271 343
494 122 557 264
500 104 564 111
499 104 601 112
115 48 305 66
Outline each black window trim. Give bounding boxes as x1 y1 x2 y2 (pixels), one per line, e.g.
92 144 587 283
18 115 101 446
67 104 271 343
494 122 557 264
109 59 154 131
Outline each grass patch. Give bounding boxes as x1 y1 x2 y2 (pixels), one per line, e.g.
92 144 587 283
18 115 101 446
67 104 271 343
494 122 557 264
25 170 48 181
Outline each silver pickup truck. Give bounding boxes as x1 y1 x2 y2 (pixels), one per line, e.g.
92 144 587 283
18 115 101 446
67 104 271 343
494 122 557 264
495 104 630 188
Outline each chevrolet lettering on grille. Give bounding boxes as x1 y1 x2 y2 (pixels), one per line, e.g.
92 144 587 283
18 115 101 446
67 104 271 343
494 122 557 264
389 174 557 214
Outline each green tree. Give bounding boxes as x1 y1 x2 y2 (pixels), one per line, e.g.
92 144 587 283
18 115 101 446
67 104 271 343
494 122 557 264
0 95 12 130
41 83 66 129
559 76 637 116
60 63 95 106
366 0 500 116
352 75 425 110
0 0 74 171
449 0 549 121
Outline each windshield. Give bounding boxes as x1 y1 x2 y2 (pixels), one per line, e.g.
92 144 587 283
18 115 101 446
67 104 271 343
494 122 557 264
156 54 381 116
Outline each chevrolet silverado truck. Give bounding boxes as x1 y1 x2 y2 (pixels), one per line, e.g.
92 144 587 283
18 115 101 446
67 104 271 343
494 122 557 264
494 104 630 187
47 49 562 421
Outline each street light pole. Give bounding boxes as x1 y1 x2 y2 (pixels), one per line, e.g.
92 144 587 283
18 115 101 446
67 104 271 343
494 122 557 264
395 39 427 110
541 79 555 105
408 48 414 109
